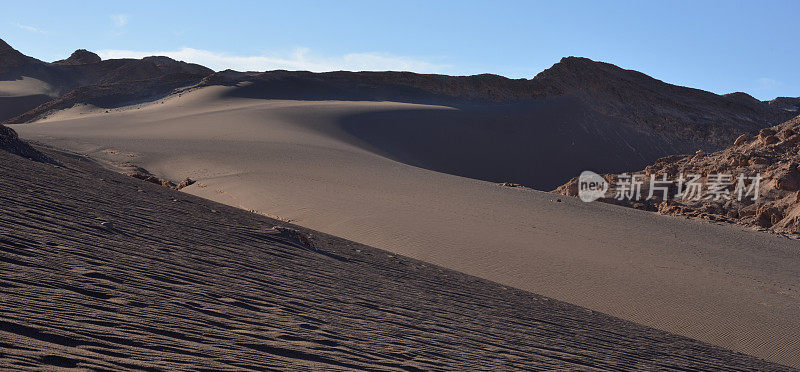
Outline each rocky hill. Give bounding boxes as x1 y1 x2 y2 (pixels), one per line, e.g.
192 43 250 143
192 58 797 161
3 38 799 189
52 49 102 65
5 37 794 150
533 57 794 149
0 38 41 73
769 96 800 112
0 38 212 123
556 114 800 235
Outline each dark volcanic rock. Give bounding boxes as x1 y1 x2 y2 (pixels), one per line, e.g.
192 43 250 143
769 97 800 113
533 57 795 150
53 49 101 65
141 56 211 75
0 124 55 163
0 38 42 74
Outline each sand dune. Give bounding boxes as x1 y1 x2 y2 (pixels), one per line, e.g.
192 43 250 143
0 77 56 123
4 148 791 370
13 86 800 367
0 38 211 124
0 76 58 97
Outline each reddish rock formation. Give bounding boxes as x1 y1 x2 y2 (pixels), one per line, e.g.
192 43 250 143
124 169 195 191
555 115 800 234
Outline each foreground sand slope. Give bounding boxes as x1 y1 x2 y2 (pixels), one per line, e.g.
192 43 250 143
13 86 800 367
3 149 790 370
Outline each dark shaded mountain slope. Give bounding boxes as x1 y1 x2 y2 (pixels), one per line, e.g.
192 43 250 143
199 57 797 152
3 37 798 188
185 60 798 189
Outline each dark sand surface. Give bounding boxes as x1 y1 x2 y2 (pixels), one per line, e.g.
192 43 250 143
0 147 793 370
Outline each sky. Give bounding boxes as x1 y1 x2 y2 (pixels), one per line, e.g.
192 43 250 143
2 0 798 100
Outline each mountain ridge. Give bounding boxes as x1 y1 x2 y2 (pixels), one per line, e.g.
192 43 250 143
2 37 795 137
0 38 212 122
2 38 799 188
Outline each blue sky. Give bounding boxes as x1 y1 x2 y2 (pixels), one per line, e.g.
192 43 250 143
2 0 798 100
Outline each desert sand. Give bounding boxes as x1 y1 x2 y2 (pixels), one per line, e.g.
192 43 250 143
0 76 57 97
2 146 791 370
13 85 800 367
0 76 56 121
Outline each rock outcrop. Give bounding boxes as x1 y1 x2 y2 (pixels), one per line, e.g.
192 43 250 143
533 57 794 150
53 49 101 65
555 115 800 235
0 124 55 163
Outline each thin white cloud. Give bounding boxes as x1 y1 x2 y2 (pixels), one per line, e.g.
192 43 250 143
755 77 779 90
110 14 128 27
96 47 450 73
14 22 45 34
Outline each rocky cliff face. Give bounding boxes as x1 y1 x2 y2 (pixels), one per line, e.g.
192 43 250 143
556 114 800 235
